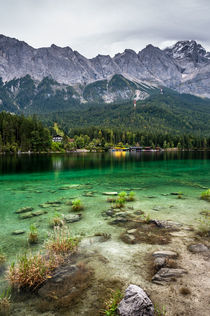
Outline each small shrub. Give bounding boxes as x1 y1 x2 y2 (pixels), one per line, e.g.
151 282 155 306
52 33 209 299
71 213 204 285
0 250 6 265
49 212 64 228
118 192 127 198
144 213 151 223
28 224 38 244
0 288 11 316
71 199 84 212
115 197 126 208
154 304 167 316
45 227 79 255
126 191 135 202
201 189 210 202
197 214 210 237
102 289 123 316
8 252 61 290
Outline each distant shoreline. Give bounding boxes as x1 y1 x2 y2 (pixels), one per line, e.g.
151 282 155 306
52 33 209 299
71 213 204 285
0 148 210 155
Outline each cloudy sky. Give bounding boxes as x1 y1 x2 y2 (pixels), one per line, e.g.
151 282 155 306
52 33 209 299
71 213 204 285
0 0 209 57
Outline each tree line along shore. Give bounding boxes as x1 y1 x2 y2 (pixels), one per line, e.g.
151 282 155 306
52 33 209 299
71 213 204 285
0 112 210 153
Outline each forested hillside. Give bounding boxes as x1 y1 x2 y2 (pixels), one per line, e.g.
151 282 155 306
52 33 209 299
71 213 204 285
41 92 210 136
0 112 51 152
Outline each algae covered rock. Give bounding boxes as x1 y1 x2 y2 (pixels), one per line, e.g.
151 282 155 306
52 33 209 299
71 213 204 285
64 214 82 223
15 206 34 214
19 210 47 219
117 284 154 316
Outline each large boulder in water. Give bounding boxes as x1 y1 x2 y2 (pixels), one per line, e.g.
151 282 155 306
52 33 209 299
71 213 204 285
117 284 154 316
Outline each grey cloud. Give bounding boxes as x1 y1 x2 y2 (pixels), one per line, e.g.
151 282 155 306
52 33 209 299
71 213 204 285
0 0 210 57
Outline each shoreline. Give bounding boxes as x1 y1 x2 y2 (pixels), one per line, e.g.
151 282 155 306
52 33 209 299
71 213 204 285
0 148 210 155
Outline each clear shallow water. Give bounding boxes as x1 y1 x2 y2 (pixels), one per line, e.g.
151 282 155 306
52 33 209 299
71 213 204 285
0 151 210 292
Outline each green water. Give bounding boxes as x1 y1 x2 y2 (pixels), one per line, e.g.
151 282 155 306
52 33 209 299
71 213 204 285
0 151 210 292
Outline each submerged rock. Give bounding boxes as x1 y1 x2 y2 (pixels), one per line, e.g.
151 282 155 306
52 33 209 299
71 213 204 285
19 212 34 219
117 284 154 316
152 250 178 258
110 218 128 225
46 201 62 205
188 243 209 253
83 191 95 197
122 234 136 244
152 268 187 284
19 210 47 219
32 210 47 216
127 229 137 234
154 257 166 270
12 230 25 235
39 203 50 208
38 262 92 307
152 206 162 212
105 209 115 217
15 206 34 214
150 220 182 230
64 214 82 223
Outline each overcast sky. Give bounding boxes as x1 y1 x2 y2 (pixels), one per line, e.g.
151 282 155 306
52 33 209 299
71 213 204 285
0 0 210 58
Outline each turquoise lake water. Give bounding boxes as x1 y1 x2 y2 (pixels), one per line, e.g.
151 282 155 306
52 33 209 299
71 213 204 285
0 151 209 294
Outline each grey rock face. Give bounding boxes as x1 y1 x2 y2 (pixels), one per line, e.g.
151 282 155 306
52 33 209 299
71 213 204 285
138 45 181 88
1 34 210 98
117 284 154 316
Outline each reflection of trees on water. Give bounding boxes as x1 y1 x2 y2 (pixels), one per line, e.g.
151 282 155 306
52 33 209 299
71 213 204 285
0 152 209 175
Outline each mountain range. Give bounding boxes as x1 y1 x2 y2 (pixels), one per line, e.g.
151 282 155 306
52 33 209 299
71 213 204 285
0 34 210 136
1 34 210 109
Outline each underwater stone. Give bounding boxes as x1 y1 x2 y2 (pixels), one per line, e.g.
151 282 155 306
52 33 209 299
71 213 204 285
154 257 166 270
127 229 137 234
46 201 62 205
150 220 182 230
19 212 34 219
39 204 50 208
19 210 47 219
83 192 95 197
110 218 128 225
152 206 162 212
12 230 25 235
15 206 34 214
105 209 115 217
64 214 82 223
152 250 178 258
123 234 136 243
32 210 47 216
188 244 208 253
117 284 154 316
152 268 187 284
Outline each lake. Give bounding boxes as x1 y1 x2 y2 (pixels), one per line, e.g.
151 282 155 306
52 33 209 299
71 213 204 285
0 151 209 315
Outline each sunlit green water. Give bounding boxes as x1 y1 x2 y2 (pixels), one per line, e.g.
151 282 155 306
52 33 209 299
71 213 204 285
0 151 209 291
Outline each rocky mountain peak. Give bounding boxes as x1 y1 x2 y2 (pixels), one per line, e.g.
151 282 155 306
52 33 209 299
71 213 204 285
164 40 209 63
0 34 210 98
